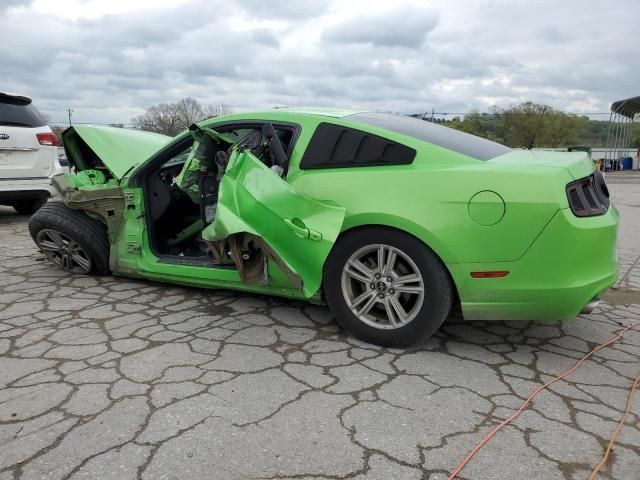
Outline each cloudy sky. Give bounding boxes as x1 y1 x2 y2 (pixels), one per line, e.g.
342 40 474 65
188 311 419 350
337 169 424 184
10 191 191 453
1 0 638 124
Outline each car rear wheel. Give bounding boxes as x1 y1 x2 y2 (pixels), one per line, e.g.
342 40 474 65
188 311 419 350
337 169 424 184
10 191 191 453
13 198 47 215
324 228 453 347
29 202 110 275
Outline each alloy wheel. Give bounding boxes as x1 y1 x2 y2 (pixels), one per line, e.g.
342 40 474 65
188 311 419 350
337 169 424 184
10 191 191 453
36 229 92 274
341 243 425 330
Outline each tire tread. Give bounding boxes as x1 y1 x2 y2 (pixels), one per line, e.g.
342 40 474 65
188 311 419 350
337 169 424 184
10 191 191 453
28 202 110 275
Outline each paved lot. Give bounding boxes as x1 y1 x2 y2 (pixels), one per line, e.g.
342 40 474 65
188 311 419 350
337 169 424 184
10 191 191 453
0 178 639 480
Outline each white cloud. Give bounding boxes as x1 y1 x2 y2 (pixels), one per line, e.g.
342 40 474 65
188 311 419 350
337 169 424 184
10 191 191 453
1 0 637 124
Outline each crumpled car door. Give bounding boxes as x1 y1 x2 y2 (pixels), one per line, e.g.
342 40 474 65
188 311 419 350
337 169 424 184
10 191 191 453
202 149 345 297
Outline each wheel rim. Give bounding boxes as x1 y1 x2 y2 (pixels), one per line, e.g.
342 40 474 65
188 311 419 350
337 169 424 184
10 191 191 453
36 229 92 274
341 243 425 330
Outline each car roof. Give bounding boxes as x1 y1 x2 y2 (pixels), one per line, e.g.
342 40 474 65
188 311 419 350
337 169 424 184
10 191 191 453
272 107 366 118
210 108 367 121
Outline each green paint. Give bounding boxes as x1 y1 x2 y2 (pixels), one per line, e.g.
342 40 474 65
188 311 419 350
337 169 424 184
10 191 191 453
62 125 170 179
51 110 618 322
468 191 505 226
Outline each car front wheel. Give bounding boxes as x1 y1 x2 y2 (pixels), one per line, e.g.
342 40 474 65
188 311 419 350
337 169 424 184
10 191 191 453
324 228 453 347
28 202 110 275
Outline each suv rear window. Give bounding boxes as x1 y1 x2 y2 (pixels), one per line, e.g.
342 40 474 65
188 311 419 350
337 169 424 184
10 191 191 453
346 112 510 161
0 97 47 128
299 122 416 169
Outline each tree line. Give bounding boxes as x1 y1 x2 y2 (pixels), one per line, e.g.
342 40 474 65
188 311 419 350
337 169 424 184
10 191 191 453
53 99 639 150
131 97 231 136
433 101 639 149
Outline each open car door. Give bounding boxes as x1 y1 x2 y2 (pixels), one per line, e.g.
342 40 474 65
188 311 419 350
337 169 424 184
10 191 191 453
202 149 345 298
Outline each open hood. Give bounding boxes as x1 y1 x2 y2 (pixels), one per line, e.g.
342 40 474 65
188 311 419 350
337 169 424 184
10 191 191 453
62 125 171 180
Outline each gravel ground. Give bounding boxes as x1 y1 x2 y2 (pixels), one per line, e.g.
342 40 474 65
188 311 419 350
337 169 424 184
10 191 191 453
0 178 638 480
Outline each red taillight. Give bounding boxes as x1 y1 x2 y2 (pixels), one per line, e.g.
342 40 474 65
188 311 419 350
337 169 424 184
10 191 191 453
36 132 59 146
470 271 509 278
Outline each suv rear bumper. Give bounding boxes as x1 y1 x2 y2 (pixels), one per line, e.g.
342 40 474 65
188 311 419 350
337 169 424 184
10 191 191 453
0 178 54 202
451 206 619 321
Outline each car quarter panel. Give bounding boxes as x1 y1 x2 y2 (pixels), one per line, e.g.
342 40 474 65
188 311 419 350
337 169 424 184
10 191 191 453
281 115 572 265
451 206 619 320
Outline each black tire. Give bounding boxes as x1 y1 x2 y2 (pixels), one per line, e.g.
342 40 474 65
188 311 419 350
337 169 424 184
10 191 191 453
324 227 453 347
28 202 110 275
13 198 47 215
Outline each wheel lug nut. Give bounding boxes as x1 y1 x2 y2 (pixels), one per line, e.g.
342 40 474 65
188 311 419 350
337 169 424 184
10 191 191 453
370 283 375 289
387 276 392 282
378 293 385 299
389 289 395 294
375 273 381 279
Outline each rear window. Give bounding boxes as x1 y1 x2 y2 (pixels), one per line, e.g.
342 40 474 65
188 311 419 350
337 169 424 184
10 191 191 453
346 112 510 161
0 98 47 128
299 122 416 169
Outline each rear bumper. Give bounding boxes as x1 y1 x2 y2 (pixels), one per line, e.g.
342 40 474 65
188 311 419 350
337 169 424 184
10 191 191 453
451 206 619 321
0 178 54 202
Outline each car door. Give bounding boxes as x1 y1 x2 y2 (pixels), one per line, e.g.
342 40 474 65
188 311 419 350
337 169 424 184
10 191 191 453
202 147 345 297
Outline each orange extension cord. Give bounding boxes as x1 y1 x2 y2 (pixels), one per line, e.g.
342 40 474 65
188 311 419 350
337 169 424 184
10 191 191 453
447 321 640 480
586 369 640 480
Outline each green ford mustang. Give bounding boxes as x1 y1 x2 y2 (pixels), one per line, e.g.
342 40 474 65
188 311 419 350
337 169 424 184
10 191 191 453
28 108 618 346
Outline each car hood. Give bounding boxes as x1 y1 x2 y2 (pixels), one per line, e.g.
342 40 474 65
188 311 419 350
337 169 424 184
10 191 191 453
489 149 594 180
62 125 171 180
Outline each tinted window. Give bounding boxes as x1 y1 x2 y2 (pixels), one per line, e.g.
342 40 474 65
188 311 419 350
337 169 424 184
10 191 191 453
347 112 510 161
300 122 416 169
0 98 47 128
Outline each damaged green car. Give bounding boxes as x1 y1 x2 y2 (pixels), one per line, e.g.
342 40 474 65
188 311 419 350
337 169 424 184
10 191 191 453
29 109 618 346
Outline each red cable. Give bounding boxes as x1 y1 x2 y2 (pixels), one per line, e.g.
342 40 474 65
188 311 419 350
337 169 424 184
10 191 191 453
447 321 640 480
587 370 640 480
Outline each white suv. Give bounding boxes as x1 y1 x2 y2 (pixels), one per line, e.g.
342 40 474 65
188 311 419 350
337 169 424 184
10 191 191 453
0 92 58 214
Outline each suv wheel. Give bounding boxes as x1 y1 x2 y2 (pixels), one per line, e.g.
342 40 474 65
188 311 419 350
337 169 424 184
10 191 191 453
13 198 47 215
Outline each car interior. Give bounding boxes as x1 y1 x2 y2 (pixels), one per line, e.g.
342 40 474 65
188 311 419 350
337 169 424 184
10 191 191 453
144 122 296 263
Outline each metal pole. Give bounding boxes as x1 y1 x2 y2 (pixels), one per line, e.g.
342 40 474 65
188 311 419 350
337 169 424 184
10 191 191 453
604 110 614 169
636 113 640 170
67 109 73 127
608 113 618 169
623 116 633 163
613 113 624 170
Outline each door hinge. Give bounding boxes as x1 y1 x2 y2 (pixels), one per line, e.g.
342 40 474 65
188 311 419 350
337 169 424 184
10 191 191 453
127 242 141 254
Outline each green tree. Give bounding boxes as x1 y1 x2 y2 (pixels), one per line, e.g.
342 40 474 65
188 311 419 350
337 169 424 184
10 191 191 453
446 102 594 149
541 113 586 148
502 102 550 148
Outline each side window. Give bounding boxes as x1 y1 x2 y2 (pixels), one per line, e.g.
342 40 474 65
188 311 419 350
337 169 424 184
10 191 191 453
220 127 261 144
215 125 296 158
300 122 416 169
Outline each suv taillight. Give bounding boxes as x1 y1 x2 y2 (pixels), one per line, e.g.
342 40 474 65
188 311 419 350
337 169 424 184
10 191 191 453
36 132 59 146
566 171 610 217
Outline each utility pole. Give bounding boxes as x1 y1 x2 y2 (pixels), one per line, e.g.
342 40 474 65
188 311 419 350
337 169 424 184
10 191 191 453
67 109 73 127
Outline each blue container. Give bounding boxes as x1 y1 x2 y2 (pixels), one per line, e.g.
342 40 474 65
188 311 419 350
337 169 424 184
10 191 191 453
622 157 633 170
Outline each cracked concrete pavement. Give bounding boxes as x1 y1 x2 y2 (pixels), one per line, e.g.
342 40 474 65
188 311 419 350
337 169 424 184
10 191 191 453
0 177 639 480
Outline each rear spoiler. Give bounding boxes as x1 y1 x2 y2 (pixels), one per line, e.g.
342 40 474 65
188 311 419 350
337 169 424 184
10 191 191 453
0 92 31 105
